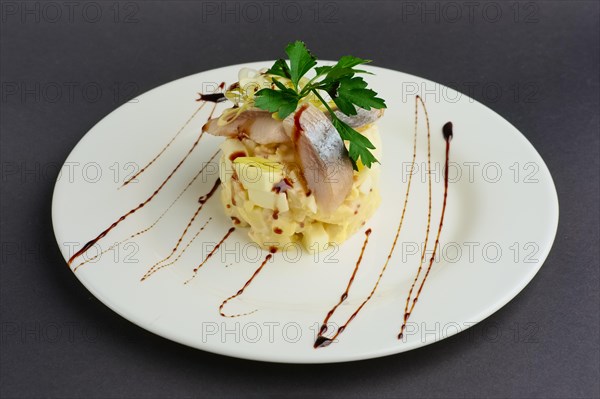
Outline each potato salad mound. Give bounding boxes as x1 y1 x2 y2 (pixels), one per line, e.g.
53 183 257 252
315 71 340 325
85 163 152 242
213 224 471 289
218 125 382 252
203 44 387 253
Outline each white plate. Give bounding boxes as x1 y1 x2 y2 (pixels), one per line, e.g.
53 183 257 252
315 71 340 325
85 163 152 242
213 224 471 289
52 62 559 363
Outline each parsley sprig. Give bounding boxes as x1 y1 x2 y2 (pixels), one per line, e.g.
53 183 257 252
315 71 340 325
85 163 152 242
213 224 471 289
254 41 386 169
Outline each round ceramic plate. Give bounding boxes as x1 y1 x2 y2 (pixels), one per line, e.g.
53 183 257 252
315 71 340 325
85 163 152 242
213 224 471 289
52 61 559 363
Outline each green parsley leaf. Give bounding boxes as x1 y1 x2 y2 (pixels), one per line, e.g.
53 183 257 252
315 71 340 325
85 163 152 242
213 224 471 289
313 55 370 78
313 65 332 76
319 56 372 82
331 93 357 116
335 76 387 111
335 55 371 69
285 41 317 88
254 41 386 168
332 118 378 169
254 87 299 119
266 59 291 79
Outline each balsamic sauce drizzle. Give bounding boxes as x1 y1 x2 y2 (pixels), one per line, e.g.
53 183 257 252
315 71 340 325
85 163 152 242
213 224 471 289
141 218 212 281
68 87 225 266
196 82 226 104
398 121 452 339
314 95 447 349
399 96 433 338
316 229 372 337
120 102 207 188
73 150 220 272
183 227 236 285
219 249 276 318
206 101 219 122
121 82 225 188
67 129 208 266
197 93 226 103
142 179 221 281
141 178 221 280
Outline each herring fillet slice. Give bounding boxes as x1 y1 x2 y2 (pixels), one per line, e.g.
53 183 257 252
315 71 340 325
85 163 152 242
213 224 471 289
204 105 356 214
202 110 290 144
283 104 353 214
334 107 384 128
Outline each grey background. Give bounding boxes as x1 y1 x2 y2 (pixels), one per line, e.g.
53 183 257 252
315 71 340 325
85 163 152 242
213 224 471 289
1 1 599 398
